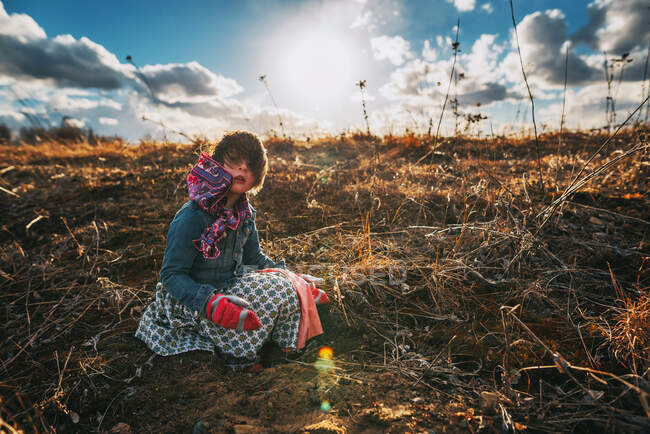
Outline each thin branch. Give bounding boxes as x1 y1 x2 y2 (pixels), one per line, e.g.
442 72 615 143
258 75 285 136
640 38 650 124
509 0 545 192
555 43 570 190
416 17 460 166
356 80 371 136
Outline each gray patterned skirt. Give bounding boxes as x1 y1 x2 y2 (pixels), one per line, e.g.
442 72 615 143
135 271 300 370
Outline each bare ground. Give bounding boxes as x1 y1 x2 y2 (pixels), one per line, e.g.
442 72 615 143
0 130 648 433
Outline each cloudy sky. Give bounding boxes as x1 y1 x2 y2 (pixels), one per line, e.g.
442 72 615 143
1 0 648 141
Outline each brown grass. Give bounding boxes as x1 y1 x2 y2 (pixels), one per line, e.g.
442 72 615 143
0 128 648 432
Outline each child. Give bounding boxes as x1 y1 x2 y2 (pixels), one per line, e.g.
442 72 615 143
135 131 326 372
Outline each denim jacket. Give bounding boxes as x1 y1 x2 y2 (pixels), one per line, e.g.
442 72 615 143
159 200 284 315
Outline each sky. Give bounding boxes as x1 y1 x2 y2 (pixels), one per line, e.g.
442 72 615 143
0 0 649 141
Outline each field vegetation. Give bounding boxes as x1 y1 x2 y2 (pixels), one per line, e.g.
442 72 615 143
0 126 648 432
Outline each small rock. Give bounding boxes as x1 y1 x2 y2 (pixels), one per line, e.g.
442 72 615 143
110 422 132 433
588 216 607 226
192 421 210 434
69 410 80 424
479 391 499 414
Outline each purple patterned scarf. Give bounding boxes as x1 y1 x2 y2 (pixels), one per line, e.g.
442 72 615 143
187 152 252 259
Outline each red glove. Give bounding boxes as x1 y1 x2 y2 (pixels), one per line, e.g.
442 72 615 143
205 294 261 331
306 281 330 305
295 273 330 305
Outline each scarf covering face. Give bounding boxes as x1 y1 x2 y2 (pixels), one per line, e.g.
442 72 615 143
187 152 253 259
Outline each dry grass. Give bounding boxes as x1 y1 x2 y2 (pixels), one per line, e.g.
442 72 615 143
0 129 649 432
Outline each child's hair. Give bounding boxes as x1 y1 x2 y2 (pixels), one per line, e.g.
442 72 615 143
211 131 268 195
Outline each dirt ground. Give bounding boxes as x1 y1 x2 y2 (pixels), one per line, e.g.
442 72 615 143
0 130 648 432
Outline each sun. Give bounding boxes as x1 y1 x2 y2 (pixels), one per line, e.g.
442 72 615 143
270 26 364 111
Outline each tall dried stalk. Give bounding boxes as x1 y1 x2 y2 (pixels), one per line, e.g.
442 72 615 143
417 18 460 165
509 0 544 192
126 55 158 103
555 44 569 190
126 55 168 141
258 75 285 136
434 19 460 148
640 39 650 124
452 72 459 136
356 80 371 136
559 45 569 136
612 53 633 124
8 87 49 130
604 52 613 131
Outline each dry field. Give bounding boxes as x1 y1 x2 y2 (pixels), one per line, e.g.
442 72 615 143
0 129 648 433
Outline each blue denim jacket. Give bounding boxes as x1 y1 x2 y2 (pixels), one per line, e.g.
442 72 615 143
159 200 284 315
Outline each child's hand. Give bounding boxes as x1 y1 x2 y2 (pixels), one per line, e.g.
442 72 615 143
205 293 261 331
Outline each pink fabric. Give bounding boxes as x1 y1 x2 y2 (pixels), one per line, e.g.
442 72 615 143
256 268 323 350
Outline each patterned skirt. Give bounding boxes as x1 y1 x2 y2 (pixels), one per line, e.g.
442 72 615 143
135 271 300 370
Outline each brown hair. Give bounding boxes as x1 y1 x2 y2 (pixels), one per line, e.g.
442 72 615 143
211 131 268 195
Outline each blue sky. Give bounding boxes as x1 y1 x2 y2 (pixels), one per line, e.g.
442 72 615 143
1 0 648 140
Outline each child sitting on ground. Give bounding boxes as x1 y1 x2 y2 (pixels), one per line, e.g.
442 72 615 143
135 131 327 372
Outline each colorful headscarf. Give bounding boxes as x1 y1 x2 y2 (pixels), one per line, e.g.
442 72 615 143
187 152 252 259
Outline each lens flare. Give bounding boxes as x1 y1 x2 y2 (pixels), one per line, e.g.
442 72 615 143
315 357 335 373
318 346 334 359
320 400 331 412
315 345 335 372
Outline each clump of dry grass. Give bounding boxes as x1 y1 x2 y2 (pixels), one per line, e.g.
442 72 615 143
263 134 295 154
610 292 650 372
598 266 650 375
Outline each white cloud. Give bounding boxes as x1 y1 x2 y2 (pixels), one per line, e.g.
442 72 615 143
0 109 25 122
0 3 242 108
447 0 476 12
350 10 374 31
573 0 650 54
370 35 414 66
436 35 454 51
99 117 118 125
99 98 123 111
63 117 85 128
422 40 437 62
0 1 46 41
537 80 646 131
481 3 493 14
378 58 439 101
461 34 503 83
140 61 243 104
48 92 123 112
349 0 404 33
502 10 601 89
377 30 522 113
501 7 649 96
349 90 376 103
0 28 130 89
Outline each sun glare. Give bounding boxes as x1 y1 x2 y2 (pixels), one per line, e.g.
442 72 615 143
273 27 363 110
